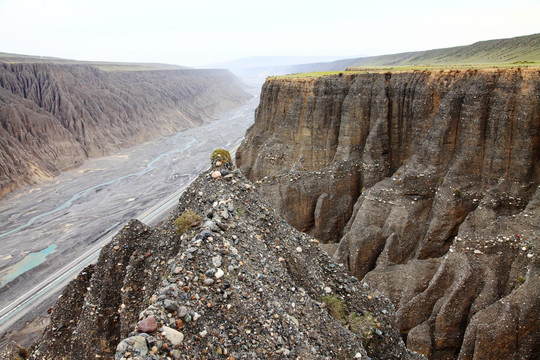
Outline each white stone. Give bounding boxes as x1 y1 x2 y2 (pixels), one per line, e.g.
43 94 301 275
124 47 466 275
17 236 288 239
215 268 224 279
162 326 184 346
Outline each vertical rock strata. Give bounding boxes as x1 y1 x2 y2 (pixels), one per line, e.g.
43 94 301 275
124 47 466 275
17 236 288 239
0 63 249 198
236 69 540 358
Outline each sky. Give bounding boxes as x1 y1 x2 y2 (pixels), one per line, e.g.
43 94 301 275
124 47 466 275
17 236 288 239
0 0 539 67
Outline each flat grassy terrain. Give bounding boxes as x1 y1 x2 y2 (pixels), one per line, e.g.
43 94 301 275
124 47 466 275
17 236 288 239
272 63 540 79
282 33 540 76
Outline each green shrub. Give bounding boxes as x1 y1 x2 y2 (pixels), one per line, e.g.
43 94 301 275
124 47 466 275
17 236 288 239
211 149 232 167
322 294 345 321
348 311 379 344
453 188 462 198
517 275 526 284
173 210 201 235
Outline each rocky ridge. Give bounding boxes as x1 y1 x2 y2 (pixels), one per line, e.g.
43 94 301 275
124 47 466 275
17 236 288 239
236 69 540 359
25 163 420 359
0 62 249 198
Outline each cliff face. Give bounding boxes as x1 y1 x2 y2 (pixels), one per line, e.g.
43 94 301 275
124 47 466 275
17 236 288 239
0 63 249 198
236 69 540 359
29 166 419 360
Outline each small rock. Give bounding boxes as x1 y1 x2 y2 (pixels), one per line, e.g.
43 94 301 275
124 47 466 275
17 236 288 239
324 287 332 294
296 246 302 253
212 255 222 268
215 268 224 279
211 171 222 179
474 249 483 255
204 278 215 285
163 299 179 313
115 335 148 359
162 326 184 346
178 306 188 317
137 316 158 333
170 349 181 359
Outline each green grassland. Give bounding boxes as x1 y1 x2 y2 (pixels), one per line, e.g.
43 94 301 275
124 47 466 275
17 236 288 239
280 33 540 78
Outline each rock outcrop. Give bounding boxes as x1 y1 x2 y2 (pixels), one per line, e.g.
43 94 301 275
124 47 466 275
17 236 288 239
236 69 540 359
0 62 250 198
29 166 420 360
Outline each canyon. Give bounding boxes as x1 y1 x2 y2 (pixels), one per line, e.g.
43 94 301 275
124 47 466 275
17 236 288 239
236 68 540 359
0 61 250 198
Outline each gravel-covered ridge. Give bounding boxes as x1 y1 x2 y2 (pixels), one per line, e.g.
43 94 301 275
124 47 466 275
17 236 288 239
26 163 422 359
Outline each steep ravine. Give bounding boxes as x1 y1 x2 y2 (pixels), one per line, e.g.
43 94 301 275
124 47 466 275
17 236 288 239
236 69 540 359
0 63 250 198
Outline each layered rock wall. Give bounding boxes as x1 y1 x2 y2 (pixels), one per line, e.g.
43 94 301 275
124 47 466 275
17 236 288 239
0 63 249 198
236 69 540 359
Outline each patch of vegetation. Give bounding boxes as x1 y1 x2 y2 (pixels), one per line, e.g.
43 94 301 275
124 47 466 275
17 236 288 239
211 149 232 167
348 311 379 344
322 294 380 345
453 188 462 198
173 210 201 235
517 275 526 284
322 294 345 320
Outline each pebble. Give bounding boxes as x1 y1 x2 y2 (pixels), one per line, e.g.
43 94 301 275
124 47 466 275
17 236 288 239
215 268 224 279
178 306 188 317
211 171 222 179
137 316 158 333
163 299 179 313
116 335 148 358
204 278 215 285
162 326 184 346
212 255 222 268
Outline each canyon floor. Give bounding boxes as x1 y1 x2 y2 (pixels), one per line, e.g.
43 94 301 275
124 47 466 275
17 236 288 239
0 92 259 347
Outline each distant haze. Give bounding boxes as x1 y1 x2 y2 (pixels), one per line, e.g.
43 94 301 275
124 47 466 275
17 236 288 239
0 0 538 67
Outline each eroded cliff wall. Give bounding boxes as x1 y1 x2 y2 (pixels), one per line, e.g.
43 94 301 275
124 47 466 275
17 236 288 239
236 69 540 359
0 63 250 198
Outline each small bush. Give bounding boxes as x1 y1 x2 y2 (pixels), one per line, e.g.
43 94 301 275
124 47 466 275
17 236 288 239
517 275 526 284
453 188 462 198
348 311 379 344
211 149 232 167
322 294 345 321
173 210 201 235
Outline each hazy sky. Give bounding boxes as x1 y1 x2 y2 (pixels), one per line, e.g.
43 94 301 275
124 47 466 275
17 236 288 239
0 0 538 67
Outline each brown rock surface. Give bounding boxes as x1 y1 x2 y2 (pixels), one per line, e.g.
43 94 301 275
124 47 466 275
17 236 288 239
236 69 540 358
0 62 249 198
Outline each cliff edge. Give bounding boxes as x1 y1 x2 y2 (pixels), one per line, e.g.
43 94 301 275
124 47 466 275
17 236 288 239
236 69 540 359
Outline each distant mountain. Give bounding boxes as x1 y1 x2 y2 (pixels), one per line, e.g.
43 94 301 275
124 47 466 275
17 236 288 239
287 33 540 73
206 55 357 69
0 52 189 70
